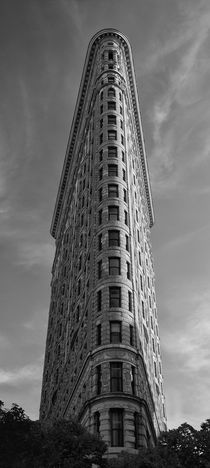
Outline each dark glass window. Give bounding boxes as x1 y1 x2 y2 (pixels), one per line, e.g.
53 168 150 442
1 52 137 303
121 134 124 145
123 169 126 181
120 106 123 115
100 118 103 129
99 149 103 161
128 291 132 311
94 411 100 434
99 187 102 202
119 92 122 101
108 146 117 158
108 76 115 83
110 362 122 392
100 133 103 144
124 211 128 225
108 50 114 60
120 120 123 129
108 164 118 177
122 150 125 162
108 184 118 197
110 409 124 447
108 130 117 140
96 365 102 394
108 101 116 110
108 114 117 125
108 205 119 221
109 230 120 247
108 87 116 97
97 324 101 346
140 275 143 290
127 262 131 279
98 260 102 279
100 105 103 114
110 321 122 343
131 366 135 394
109 286 121 307
125 235 129 251
98 234 102 251
99 167 103 180
98 209 102 225
142 300 145 318
97 290 102 311
130 325 134 346
123 189 127 202
109 257 120 275
100 91 103 101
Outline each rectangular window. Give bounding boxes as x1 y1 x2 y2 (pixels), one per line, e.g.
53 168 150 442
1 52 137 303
100 91 103 101
108 164 118 177
97 324 101 346
110 321 122 343
99 187 102 202
140 275 143 290
108 87 115 97
129 325 134 346
108 50 114 60
96 365 102 394
108 146 117 158
121 134 124 145
123 189 127 202
108 130 117 140
100 133 103 144
108 115 117 125
99 149 103 161
110 362 122 392
120 120 123 129
108 76 115 83
98 234 102 251
98 209 102 225
110 409 124 447
134 412 140 449
137 230 140 243
108 184 119 198
109 230 120 247
120 106 123 115
128 291 132 311
109 257 121 275
97 290 102 311
127 262 131 279
109 287 121 307
122 150 125 162
142 300 145 318
108 205 119 221
99 167 103 180
108 101 116 110
119 92 122 101
131 366 135 394
94 412 100 434
139 251 141 265
100 104 103 114
124 211 128 225
100 118 103 129
98 260 102 279
123 169 126 181
125 235 129 251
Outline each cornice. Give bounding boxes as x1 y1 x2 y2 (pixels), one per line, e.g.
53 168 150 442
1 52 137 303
50 28 154 239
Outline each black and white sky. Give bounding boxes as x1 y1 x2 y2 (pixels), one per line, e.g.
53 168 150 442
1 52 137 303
1 0 210 429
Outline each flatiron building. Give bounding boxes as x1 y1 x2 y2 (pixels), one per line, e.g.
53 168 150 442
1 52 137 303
40 29 166 455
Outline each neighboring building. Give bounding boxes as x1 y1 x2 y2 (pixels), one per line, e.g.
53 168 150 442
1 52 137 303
40 29 166 456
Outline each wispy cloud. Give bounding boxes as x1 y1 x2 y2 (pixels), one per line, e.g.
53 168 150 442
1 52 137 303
15 241 54 269
0 363 42 386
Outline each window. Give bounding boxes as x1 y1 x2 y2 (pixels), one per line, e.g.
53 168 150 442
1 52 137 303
109 257 120 275
128 291 132 311
109 230 120 247
127 262 131 279
100 133 103 144
108 146 117 158
100 91 103 101
120 106 123 115
110 409 124 447
97 324 101 346
108 205 119 221
122 150 125 162
108 101 116 110
139 251 141 265
142 300 145 318
108 64 114 69
96 365 102 394
78 280 81 296
108 164 118 177
108 87 115 97
121 134 124 145
108 114 117 125
98 209 102 225
108 184 118 197
136 210 138 222
120 120 123 129
110 362 122 392
100 118 103 129
98 260 102 279
94 412 100 434
130 325 134 346
137 230 140 243
122 169 126 181
100 104 103 114
108 130 117 140
98 233 102 251
140 275 143 290
131 366 135 394
124 211 128 225
79 255 82 270
97 290 102 311
123 189 127 202
108 76 115 83
99 187 102 202
125 235 129 251
109 287 121 307
110 321 122 343
134 412 140 449
119 92 122 101
99 149 103 161
99 167 103 180
108 50 114 60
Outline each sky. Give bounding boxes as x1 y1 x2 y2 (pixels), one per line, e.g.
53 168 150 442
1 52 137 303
0 0 210 430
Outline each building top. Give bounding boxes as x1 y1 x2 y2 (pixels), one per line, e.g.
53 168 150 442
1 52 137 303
50 28 154 239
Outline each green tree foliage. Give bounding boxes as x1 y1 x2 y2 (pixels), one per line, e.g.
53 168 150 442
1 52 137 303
0 401 107 468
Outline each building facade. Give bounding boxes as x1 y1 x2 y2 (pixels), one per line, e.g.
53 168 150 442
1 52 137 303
40 29 166 455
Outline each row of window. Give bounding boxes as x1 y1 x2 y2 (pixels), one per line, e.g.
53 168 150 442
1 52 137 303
99 146 125 160
99 165 126 179
96 362 135 395
100 102 123 114
99 130 124 145
97 257 131 279
96 321 134 346
100 114 123 127
97 287 132 311
98 206 128 224
98 185 127 203
100 87 122 100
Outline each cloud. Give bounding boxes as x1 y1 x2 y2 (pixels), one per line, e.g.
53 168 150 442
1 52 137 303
0 363 42 386
15 241 54 269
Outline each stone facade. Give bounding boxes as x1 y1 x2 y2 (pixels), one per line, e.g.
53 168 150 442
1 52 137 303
40 29 167 455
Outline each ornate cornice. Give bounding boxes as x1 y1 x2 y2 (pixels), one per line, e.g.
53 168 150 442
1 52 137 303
51 28 154 239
